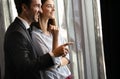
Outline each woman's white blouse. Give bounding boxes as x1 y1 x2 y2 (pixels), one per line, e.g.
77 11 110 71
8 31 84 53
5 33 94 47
32 26 71 79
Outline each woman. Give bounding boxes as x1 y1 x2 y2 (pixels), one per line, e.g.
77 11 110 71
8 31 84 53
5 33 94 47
31 0 72 79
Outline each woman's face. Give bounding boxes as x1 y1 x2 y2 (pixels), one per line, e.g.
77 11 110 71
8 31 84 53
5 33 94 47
41 0 55 19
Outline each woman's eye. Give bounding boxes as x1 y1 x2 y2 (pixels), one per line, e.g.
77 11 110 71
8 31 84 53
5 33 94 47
47 5 53 8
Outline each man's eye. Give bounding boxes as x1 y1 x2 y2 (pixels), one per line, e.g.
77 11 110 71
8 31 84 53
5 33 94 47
35 4 41 8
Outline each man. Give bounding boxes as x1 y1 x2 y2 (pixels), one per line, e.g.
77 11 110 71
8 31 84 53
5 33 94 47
4 0 72 79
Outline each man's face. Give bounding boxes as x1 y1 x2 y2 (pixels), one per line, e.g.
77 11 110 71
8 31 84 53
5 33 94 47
26 0 42 23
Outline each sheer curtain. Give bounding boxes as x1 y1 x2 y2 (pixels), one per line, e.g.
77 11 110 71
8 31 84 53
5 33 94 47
55 0 106 79
55 0 84 79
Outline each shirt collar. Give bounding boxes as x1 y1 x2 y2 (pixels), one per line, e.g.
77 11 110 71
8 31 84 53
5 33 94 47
33 26 43 33
17 16 30 29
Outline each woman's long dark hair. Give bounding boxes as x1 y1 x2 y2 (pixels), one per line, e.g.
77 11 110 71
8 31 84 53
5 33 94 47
30 22 40 30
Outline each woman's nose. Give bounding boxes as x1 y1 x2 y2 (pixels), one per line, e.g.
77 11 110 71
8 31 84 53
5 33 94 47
52 7 55 11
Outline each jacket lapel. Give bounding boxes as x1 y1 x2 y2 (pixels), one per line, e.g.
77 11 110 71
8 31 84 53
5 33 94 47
14 17 37 58
15 18 32 43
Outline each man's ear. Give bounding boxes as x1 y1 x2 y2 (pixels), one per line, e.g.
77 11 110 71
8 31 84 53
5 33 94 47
21 4 28 12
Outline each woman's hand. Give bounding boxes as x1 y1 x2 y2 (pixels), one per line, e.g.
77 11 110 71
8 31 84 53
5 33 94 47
49 24 59 37
49 24 59 50
60 57 70 66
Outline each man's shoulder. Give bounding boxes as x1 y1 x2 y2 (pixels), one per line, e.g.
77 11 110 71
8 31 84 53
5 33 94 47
7 18 25 33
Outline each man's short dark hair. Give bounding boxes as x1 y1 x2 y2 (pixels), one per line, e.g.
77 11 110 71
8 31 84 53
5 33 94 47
14 0 32 15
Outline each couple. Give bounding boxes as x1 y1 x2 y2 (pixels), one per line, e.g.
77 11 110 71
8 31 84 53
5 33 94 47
4 0 73 79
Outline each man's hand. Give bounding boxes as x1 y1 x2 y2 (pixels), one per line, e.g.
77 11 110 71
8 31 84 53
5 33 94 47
52 42 73 57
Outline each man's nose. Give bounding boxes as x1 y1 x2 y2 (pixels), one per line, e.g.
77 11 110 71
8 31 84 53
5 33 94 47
39 7 43 13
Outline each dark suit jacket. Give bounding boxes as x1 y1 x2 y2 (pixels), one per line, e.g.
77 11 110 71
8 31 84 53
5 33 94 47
4 17 54 79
